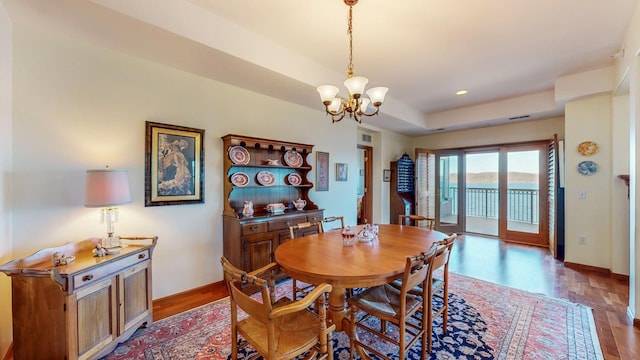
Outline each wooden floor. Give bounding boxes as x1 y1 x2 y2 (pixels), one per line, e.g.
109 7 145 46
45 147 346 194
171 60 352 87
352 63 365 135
153 234 639 360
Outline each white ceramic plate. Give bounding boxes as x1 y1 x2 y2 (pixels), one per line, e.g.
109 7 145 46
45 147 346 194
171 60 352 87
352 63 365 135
230 172 250 187
283 150 303 168
228 146 250 165
286 173 302 186
256 171 276 186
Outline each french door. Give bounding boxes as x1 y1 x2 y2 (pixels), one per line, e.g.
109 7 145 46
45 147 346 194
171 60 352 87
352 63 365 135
500 144 548 245
434 150 465 234
417 142 549 246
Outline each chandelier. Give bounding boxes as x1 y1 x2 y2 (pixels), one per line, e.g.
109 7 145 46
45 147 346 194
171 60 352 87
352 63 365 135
317 0 388 124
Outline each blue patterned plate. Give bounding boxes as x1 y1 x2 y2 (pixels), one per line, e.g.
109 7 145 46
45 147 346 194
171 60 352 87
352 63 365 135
577 161 598 176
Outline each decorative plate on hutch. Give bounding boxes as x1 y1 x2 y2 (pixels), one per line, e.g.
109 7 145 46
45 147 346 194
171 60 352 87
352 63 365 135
228 146 250 165
230 172 250 187
283 150 303 168
286 173 302 186
577 161 598 176
256 171 276 186
577 141 598 156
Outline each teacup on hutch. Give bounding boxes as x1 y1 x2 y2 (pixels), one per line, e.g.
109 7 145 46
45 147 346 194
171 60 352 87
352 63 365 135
292 198 306 210
265 203 286 213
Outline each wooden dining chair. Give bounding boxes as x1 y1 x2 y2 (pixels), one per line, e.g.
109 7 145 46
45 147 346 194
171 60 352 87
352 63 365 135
399 214 436 230
322 215 345 230
347 247 437 360
387 233 457 352
221 257 336 360
289 221 324 299
289 220 324 239
426 234 457 352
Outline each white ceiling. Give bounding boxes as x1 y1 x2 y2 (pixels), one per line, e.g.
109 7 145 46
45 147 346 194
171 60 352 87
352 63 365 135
4 0 638 135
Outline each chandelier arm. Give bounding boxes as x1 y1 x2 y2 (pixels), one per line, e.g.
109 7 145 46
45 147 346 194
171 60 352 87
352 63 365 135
331 112 347 123
358 107 380 117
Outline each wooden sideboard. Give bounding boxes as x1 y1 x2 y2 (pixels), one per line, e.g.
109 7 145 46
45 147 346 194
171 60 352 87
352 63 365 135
0 237 157 360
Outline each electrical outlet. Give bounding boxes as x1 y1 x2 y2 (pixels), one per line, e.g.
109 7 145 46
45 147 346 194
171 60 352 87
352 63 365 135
578 236 587 245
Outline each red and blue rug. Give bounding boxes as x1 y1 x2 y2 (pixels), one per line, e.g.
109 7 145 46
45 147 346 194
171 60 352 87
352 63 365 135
104 272 603 359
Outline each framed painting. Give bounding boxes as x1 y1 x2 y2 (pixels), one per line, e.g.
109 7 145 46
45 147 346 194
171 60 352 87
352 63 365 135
336 163 348 181
145 121 205 206
316 151 329 191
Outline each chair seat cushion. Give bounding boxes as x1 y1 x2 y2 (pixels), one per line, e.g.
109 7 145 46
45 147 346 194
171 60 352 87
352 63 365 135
348 283 423 320
237 306 321 358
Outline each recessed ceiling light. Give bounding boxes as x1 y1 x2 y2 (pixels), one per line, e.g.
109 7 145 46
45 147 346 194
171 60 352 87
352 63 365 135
456 89 468 96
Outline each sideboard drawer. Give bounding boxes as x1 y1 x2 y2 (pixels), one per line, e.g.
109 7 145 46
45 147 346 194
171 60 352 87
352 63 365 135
73 250 149 290
269 215 307 231
241 222 268 236
306 212 323 223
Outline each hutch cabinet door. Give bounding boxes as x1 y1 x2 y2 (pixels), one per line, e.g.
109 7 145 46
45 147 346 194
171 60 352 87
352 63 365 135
74 277 118 360
242 232 274 272
120 260 153 335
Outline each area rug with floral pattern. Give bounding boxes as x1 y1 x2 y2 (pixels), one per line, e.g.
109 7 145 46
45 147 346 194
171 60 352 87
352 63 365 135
103 272 603 359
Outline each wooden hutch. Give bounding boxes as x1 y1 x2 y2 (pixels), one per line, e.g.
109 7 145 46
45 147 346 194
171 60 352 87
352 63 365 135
221 134 323 276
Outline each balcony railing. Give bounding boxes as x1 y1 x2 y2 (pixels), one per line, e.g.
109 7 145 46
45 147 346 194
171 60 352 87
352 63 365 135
447 187 539 224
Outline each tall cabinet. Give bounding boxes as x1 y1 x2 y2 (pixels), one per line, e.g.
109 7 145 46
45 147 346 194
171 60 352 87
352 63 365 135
0 237 157 360
222 134 323 276
390 153 415 224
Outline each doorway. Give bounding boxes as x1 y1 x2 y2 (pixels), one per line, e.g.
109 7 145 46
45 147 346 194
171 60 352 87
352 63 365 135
357 145 373 224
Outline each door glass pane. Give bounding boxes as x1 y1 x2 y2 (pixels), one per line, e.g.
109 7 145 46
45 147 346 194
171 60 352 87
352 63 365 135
507 150 540 233
439 155 458 225
465 152 499 236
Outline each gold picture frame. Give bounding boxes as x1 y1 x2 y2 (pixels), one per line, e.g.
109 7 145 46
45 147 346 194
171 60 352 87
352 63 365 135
145 121 204 206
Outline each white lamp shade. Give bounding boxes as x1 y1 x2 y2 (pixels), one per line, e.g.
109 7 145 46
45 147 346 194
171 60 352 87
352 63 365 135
344 76 368 96
85 169 132 207
317 85 340 103
328 98 343 113
366 87 389 105
359 98 371 113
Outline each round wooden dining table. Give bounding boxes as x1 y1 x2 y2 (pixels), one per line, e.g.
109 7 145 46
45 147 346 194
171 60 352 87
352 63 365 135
274 224 448 331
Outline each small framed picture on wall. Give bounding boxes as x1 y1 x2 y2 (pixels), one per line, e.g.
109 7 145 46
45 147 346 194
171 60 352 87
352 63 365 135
336 163 348 181
316 151 329 191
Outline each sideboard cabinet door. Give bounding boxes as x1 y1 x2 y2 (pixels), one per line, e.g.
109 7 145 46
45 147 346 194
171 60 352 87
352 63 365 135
74 277 118 359
120 259 153 336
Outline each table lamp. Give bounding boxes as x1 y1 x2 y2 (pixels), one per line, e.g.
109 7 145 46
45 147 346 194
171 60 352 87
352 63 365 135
84 168 132 248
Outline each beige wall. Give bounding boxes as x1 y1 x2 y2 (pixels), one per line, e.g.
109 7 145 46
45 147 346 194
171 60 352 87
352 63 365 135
0 2 12 356
564 95 612 269
2 24 411 356
612 94 630 276
611 0 640 319
412 117 565 149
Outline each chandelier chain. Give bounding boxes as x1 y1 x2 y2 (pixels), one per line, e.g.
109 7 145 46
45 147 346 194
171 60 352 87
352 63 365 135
347 5 354 78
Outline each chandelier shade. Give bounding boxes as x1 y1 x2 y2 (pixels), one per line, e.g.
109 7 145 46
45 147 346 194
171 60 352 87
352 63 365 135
317 0 388 124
